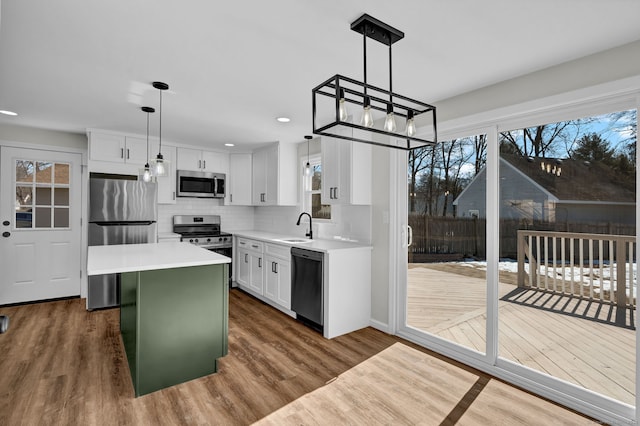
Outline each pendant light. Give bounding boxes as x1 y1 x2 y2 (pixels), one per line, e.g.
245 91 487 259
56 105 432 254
139 106 155 182
311 14 437 151
304 135 312 177
150 81 169 177
303 135 312 192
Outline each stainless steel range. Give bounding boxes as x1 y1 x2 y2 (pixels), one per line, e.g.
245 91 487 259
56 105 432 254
173 215 232 285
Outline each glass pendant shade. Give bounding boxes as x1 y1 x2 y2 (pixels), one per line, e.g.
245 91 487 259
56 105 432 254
152 154 167 177
405 110 416 137
140 164 152 182
360 96 374 128
384 104 397 132
338 89 348 121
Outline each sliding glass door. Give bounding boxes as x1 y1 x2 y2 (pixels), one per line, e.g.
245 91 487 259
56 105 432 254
398 99 638 422
405 134 488 355
497 109 637 405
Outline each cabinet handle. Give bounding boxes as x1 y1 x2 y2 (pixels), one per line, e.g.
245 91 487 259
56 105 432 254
126 148 130 159
198 159 201 169
274 262 278 274
173 191 175 200
258 258 262 268
230 194 233 203
203 160 206 169
244 253 248 263
120 148 124 159
251 244 259 249
334 187 339 199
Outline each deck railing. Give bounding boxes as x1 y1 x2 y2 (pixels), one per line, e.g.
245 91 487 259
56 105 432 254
517 230 636 308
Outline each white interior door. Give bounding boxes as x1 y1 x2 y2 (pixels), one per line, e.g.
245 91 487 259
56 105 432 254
0 146 82 304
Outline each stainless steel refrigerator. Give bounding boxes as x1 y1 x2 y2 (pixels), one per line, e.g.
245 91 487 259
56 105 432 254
88 177 157 310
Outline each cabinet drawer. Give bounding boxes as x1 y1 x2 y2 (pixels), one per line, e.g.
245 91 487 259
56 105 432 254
265 243 290 260
237 238 263 252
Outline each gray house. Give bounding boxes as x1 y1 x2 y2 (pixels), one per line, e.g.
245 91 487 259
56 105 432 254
453 154 636 226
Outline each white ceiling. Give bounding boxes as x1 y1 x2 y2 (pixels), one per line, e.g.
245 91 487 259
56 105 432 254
1 0 639 151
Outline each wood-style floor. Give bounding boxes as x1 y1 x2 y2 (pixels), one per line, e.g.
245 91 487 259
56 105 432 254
0 289 598 425
407 264 636 405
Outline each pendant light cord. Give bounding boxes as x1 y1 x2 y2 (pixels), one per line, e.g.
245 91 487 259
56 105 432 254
363 28 367 96
388 42 393 105
146 111 150 162
158 89 162 155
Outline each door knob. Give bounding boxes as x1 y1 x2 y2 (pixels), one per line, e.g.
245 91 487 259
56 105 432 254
2 231 10 238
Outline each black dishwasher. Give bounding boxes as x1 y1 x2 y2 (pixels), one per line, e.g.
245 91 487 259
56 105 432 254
291 247 324 333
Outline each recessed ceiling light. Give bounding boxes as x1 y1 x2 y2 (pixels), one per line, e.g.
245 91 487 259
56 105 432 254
225 143 235 147
276 117 290 123
0 110 18 116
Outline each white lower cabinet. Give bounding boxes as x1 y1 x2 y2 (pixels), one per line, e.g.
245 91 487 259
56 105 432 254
264 244 291 310
234 237 292 314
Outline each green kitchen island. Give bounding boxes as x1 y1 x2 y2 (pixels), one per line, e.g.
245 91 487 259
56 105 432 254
87 242 230 396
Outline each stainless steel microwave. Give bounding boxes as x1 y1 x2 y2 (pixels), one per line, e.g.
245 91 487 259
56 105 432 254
176 170 225 198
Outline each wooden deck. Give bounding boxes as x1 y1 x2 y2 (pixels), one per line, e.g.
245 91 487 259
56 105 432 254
407 263 636 405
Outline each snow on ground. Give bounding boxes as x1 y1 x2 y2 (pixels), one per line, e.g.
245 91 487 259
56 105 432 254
451 259 638 298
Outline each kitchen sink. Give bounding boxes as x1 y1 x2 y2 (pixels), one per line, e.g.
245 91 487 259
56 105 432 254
277 238 313 243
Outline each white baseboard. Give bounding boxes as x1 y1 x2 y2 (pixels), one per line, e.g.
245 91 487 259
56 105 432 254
369 318 390 334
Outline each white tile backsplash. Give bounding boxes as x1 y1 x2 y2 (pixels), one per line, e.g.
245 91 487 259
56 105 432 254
157 198 254 233
253 204 371 244
159 199 371 244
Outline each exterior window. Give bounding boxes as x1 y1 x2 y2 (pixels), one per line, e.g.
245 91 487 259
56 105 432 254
304 155 331 220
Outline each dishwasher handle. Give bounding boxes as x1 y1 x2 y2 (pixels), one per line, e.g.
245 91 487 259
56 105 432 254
291 247 323 261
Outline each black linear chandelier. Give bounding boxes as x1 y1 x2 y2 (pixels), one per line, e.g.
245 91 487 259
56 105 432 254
312 14 437 151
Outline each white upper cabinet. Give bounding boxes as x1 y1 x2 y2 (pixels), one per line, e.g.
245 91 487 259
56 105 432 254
228 153 252 205
321 135 371 205
177 147 229 174
88 131 156 175
251 143 297 206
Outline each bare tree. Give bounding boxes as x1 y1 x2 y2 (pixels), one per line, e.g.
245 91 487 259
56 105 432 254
501 121 579 157
407 147 432 213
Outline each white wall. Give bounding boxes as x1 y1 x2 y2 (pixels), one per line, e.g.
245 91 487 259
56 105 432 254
434 40 640 123
0 123 87 149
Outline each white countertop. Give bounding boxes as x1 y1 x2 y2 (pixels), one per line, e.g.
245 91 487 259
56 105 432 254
88 242 230 275
232 230 372 252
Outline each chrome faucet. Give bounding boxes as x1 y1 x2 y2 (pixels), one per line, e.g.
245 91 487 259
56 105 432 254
296 212 313 239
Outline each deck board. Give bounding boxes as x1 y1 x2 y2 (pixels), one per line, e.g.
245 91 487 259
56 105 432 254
408 264 636 405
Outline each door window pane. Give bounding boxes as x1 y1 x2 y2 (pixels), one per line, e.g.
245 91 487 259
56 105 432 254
54 208 69 228
36 162 52 183
55 163 69 184
35 187 52 205
16 160 34 182
16 185 33 207
15 209 33 228
35 207 52 228
54 188 69 206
